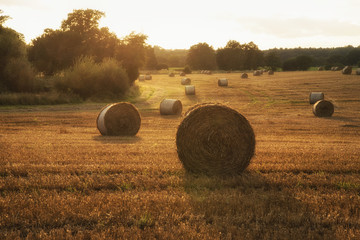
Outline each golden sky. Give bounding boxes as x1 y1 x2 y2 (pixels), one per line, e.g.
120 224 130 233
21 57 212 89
1 0 360 50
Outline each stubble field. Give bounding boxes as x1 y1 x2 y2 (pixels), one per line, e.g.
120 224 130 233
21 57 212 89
0 71 359 239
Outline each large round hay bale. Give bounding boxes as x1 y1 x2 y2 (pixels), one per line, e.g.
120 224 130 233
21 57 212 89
342 66 352 75
176 103 255 176
97 102 141 136
218 78 228 86
356 68 360 75
145 74 152 80
241 73 248 79
139 75 145 81
309 92 324 104
253 70 261 76
268 70 274 75
160 99 182 115
181 78 191 85
313 100 334 117
185 85 195 95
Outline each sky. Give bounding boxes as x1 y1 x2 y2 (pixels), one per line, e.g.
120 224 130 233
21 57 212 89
1 0 360 50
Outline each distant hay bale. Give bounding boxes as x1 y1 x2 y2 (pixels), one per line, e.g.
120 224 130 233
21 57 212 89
160 99 182 115
139 75 145 81
268 70 274 75
318 66 324 71
241 73 248 79
253 70 261 76
145 74 152 80
356 68 360 75
176 103 255 176
97 102 141 136
313 100 334 117
206 70 212 75
185 85 195 95
181 77 191 85
309 92 324 104
342 66 352 75
218 78 228 86
169 72 175 77
180 72 186 76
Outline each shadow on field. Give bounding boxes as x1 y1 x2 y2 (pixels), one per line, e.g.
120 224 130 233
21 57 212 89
92 135 142 144
330 116 360 123
183 172 336 239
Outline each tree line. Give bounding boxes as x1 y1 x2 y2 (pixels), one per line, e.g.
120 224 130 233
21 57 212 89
1 8 360 100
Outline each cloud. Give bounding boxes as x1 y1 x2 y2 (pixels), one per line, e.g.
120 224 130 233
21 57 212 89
237 17 360 38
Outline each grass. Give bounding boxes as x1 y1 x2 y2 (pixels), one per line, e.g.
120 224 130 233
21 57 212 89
1 71 360 239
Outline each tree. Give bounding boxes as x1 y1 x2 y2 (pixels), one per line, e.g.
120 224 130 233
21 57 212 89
29 9 148 86
283 55 313 71
0 12 36 92
243 41 263 70
264 51 281 70
346 48 360 66
116 32 147 85
216 40 244 71
61 9 104 34
186 43 217 70
144 46 158 70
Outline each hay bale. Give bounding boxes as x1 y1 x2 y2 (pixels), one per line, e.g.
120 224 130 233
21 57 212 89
309 92 324 104
139 75 145 81
268 70 274 75
318 66 324 71
342 66 352 75
313 100 334 117
185 85 195 95
180 72 186 76
176 103 255 176
145 74 152 80
97 102 141 136
356 68 360 75
160 99 182 115
169 72 175 77
253 70 261 76
241 73 248 79
181 77 191 85
218 78 228 86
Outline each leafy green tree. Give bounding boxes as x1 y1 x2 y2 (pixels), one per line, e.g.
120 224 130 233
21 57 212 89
186 43 217 70
346 48 360 65
216 40 244 70
283 55 313 71
0 11 36 92
144 46 158 70
116 32 147 85
264 51 281 70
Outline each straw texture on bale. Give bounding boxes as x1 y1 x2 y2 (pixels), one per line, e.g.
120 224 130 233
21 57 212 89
313 100 334 117
309 92 324 104
139 75 145 81
181 78 191 85
97 102 141 136
160 99 183 115
176 103 255 176
218 78 228 86
342 66 352 75
241 73 248 79
185 85 195 95
253 70 261 76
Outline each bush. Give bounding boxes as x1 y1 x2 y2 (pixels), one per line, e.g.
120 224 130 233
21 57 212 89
2 58 36 92
56 56 130 99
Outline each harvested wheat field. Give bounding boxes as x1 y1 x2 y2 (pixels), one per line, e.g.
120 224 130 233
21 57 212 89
1 71 360 239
